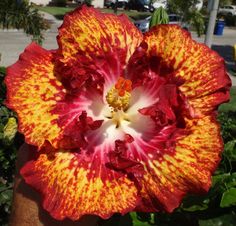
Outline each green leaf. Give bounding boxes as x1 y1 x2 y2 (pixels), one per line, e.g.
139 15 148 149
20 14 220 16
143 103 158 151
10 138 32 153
224 172 236 189
0 189 12 204
0 106 10 118
212 173 230 185
224 140 236 160
182 203 209 212
3 117 18 142
225 173 236 187
219 87 236 112
131 212 151 226
199 213 236 226
220 188 236 207
0 67 6 75
181 195 210 212
149 7 169 28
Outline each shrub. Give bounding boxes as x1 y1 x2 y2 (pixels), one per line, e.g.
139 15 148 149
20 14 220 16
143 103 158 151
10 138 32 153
186 9 205 37
0 67 24 226
0 0 49 44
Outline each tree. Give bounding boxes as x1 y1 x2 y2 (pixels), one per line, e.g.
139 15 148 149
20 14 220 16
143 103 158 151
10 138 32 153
0 0 49 44
167 0 205 37
219 0 233 7
167 0 201 18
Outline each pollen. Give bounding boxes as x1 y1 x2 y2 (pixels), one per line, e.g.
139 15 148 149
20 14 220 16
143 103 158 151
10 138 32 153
106 77 132 111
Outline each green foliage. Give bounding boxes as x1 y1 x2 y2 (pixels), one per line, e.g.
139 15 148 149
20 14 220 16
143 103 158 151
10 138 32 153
149 7 169 28
219 0 233 7
186 10 205 37
220 188 236 207
0 0 49 44
167 0 206 36
0 67 24 225
167 0 201 16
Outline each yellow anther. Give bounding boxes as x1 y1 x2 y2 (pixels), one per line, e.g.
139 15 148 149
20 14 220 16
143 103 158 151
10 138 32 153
106 77 132 111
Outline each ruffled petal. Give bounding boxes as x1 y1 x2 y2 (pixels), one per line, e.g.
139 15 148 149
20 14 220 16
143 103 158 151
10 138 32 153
5 43 110 150
52 87 107 149
133 115 223 212
134 25 231 117
56 6 142 91
21 145 138 220
5 43 66 148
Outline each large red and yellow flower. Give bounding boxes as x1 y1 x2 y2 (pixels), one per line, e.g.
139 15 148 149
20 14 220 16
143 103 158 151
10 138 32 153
5 6 231 221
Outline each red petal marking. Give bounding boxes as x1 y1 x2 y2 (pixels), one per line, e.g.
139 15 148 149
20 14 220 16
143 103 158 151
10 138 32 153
127 43 164 87
5 43 66 148
52 87 105 149
141 25 231 117
56 6 142 91
138 83 181 129
58 111 103 149
21 147 138 220
132 115 223 212
5 43 106 150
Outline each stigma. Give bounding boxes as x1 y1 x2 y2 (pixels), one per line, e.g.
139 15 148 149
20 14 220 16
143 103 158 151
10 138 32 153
106 77 132 111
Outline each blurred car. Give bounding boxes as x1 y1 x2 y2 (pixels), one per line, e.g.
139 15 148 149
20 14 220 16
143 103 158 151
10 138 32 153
133 16 151 33
127 0 154 12
134 14 189 33
104 0 128 9
218 5 236 16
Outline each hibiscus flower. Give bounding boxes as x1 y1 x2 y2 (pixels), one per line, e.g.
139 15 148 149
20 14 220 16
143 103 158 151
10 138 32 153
5 6 231 220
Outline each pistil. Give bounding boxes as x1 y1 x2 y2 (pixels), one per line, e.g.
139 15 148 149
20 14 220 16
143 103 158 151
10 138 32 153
106 77 132 111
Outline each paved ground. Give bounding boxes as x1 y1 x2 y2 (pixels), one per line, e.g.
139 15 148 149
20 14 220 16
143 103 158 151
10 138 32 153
0 12 60 67
0 12 235 85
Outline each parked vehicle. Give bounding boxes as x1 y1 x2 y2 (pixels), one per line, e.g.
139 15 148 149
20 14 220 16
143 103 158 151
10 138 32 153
218 5 236 16
104 0 128 9
126 0 154 12
134 16 151 32
134 14 189 33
